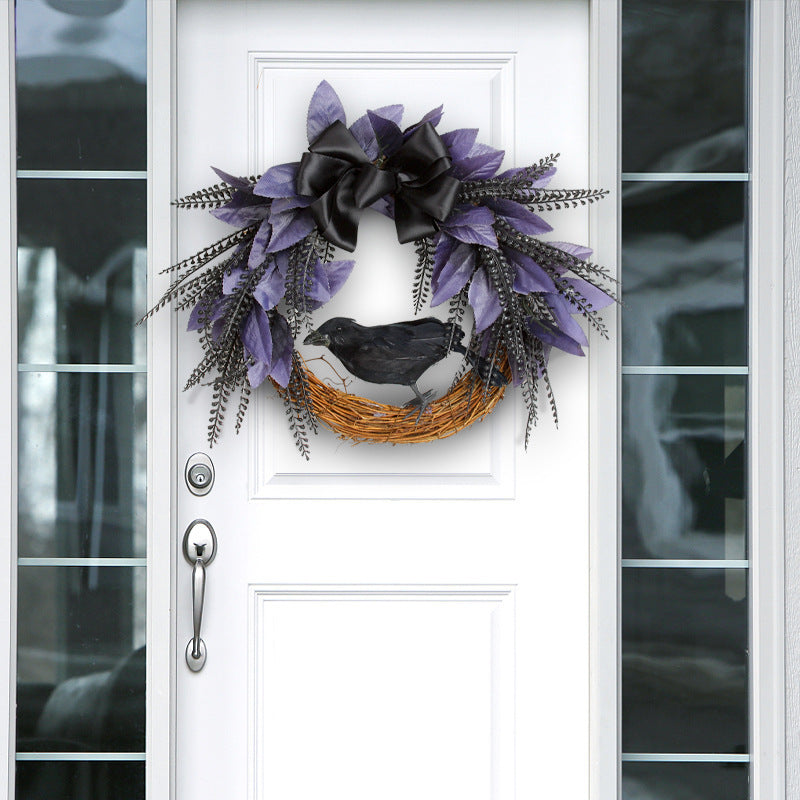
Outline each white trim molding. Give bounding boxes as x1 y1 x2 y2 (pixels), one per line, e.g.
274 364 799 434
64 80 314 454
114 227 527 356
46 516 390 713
0 2 14 798
750 3 787 799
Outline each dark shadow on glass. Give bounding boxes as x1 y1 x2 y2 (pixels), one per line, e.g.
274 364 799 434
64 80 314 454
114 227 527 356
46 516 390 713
622 762 748 800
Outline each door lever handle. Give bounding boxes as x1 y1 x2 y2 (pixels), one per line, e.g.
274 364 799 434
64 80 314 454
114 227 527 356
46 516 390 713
183 520 217 672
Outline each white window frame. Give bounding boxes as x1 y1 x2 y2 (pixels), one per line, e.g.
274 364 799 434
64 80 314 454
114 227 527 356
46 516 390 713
0 1 789 798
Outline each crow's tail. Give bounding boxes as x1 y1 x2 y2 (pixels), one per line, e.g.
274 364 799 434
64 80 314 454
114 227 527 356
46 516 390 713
449 340 509 387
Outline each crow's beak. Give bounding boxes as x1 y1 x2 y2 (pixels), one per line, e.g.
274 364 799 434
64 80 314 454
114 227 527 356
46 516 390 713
303 329 330 347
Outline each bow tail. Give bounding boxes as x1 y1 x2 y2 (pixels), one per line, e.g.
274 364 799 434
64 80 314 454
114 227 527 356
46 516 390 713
308 173 363 252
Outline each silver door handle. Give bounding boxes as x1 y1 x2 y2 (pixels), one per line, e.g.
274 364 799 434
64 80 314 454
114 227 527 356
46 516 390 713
183 519 217 672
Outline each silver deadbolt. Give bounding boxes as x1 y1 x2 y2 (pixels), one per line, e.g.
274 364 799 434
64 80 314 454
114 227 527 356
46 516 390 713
185 452 214 496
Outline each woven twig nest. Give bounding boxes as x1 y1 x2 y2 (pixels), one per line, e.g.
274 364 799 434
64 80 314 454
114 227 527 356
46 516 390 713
298 357 511 445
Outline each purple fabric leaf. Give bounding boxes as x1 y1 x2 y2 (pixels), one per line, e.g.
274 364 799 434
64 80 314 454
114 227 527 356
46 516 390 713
545 293 589 347
468 266 502 333
550 240 593 261
242 305 273 365
248 219 273 268
324 259 356 298
565 277 615 310
211 166 252 190
440 128 478 163
266 208 315 254
254 162 300 199
187 296 226 331
253 262 286 311
307 80 347 144
268 315 294 388
211 191 271 227
487 198 553 236
270 195 313 214
222 265 246 295
403 105 443 138
368 110 403 157
504 247 556 294
304 259 331 303
433 233 459 276
450 144 505 181
211 317 225 343
439 206 498 249
431 241 476 306
247 360 270 388
350 104 404 160
528 318 585 356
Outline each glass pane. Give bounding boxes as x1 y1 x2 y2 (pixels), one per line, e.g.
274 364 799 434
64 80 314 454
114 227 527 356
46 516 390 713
621 181 746 367
622 374 746 560
622 568 748 753
16 567 145 753
17 179 147 365
18 372 146 559
621 0 748 173
622 762 748 800
16 760 144 800
15 0 147 171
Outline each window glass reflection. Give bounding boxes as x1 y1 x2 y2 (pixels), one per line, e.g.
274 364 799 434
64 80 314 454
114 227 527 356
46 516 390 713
622 762 748 800
621 181 746 367
18 372 146 558
16 760 144 800
622 0 748 173
622 568 748 753
17 567 145 753
17 179 147 365
15 0 146 170
622 375 746 560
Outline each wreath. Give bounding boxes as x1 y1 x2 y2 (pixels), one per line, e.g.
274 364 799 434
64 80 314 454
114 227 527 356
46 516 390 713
145 82 615 458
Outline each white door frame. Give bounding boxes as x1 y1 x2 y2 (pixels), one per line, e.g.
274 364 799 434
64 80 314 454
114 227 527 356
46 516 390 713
0 1 789 799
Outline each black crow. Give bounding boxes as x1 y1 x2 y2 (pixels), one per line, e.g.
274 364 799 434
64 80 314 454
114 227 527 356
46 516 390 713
303 317 507 421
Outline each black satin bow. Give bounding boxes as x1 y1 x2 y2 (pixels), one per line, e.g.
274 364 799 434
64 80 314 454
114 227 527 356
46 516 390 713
379 122 462 244
296 120 461 251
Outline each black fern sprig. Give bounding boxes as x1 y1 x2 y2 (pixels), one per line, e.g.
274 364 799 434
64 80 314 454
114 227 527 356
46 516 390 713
286 233 320 336
157 226 257 276
281 352 318 460
173 182 236 210
235 381 251 435
457 154 561 203
412 237 435 314
523 187 609 212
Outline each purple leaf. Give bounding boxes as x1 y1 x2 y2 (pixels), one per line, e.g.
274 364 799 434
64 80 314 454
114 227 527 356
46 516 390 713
350 104 404 160
440 128 478 162
222 265 246 295
468 266 502 333
210 191 271 227
268 315 294 388
211 166 252 190
403 105 443 138
565 277 615 310
241 305 273 365
253 261 287 311
247 361 270 388
266 208 315 254
248 219 273 269
433 233 459 276
545 293 589 347
254 162 299 199
307 80 347 144
368 110 403 157
439 206 498 249
431 241 476 306
527 318 585 356
504 247 556 294
305 259 331 303
187 296 226 331
550 240 593 261
270 195 313 214
451 144 505 180
324 259 356 298
487 198 553 236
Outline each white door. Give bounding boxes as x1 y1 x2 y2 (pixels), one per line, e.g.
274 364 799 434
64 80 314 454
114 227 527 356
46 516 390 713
173 2 596 799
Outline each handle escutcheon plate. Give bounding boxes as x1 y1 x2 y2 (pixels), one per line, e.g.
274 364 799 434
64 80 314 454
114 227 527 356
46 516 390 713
183 520 217 672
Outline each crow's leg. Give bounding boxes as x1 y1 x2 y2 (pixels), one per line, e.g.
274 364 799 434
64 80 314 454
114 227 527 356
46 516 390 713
402 382 435 424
